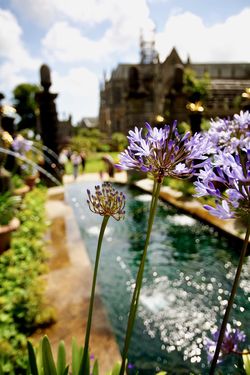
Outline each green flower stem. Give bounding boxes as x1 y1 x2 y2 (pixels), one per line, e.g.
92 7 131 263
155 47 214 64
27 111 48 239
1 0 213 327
119 181 162 375
149 179 157 212
209 220 250 375
80 215 109 374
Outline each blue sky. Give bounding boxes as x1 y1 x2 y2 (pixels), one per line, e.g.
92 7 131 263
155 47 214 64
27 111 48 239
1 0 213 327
0 0 250 124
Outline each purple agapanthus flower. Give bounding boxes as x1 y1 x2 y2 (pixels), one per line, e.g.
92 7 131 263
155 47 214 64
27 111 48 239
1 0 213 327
87 182 126 221
194 148 250 219
194 112 250 219
116 121 208 182
205 110 250 153
12 135 32 153
205 324 246 363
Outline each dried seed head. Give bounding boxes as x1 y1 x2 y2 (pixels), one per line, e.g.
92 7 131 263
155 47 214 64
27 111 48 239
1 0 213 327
87 182 126 221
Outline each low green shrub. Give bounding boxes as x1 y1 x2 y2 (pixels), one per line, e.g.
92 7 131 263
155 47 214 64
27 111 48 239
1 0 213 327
0 187 50 374
0 192 21 226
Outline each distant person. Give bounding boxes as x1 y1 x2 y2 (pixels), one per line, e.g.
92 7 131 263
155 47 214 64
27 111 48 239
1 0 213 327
70 151 81 180
58 148 68 173
80 151 86 173
102 154 115 178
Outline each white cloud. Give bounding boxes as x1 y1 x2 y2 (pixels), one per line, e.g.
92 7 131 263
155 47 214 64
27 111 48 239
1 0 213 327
41 0 154 64
10 0 58 28
51 67 99 122
156 8 250 62
42 22 110 63
10 0 153 29
0 9 40 69
0 9 40 94
0 62 27 93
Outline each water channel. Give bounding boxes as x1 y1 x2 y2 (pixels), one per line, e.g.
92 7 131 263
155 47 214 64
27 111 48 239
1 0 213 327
66 181 250 375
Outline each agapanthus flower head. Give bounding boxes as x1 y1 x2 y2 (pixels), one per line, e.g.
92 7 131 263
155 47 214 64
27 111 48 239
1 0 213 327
205 324 246 363
116 121 208 182
206 110 250 153
194 147 250 219
87 182 126 221
12 135 32 153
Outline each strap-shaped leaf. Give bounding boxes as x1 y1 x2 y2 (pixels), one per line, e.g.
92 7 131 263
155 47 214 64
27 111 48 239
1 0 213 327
78 350 90 375
57 341 66 375
92 360 99 375
37 338 44 375
42 336 57 375
27 341 39 375
111 362 121 375
62 365 69 375
72 338 80 375
243 350 250 375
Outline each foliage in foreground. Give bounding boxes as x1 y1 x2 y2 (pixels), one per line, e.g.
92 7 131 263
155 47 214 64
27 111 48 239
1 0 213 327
27 335 167 375
0 187 50 374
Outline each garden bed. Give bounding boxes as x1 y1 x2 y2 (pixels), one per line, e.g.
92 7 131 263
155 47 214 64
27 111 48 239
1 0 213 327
0 187 51 374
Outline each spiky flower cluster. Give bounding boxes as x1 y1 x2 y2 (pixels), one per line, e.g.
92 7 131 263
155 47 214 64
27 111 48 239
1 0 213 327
116 122 208 182
194 112 250 219
87 182 126 221
205 324 246 363
206 110 250 154
194 149 250 219
11 134 32 153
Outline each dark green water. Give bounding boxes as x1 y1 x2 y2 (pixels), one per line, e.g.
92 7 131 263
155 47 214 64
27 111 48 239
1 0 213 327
66 182 250 375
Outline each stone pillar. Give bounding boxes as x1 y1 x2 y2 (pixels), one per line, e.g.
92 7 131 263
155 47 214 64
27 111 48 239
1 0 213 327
35 65 63 185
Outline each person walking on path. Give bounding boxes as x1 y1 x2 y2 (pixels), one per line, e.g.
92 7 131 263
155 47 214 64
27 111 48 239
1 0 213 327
71 151 81 180
80 151 86 173
58 148 69 173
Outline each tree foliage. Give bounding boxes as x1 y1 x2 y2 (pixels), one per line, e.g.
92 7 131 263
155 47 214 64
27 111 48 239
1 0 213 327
13 83 39 131
183 68 210 102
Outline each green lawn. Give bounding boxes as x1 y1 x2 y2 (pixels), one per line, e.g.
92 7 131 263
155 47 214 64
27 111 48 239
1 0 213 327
65 152 120 174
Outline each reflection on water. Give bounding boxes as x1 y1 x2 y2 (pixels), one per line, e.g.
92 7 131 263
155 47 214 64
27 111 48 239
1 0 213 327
66 182 250 375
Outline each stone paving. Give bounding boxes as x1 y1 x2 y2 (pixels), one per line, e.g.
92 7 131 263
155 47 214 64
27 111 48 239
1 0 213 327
31 172 125 374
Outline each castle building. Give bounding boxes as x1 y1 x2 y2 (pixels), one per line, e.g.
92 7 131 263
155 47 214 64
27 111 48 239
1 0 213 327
99 39 250 134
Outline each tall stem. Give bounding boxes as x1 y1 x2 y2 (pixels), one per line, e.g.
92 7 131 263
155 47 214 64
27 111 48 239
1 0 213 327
80 215 109 374
209 221 250 375
119 181 162 375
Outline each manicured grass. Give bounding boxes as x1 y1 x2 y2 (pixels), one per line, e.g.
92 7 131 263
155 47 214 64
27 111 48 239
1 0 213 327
65 152 119 174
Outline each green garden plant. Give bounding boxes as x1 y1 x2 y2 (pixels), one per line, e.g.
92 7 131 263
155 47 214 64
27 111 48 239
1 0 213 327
27 335 122 375
0 192 20 226
0 188 49 374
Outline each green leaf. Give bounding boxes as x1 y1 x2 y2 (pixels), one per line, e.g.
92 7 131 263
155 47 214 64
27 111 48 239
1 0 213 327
27 341 39 375
42 336 57 375
62 366 69 375
72 338 80 375
57 341 66 375
37 338 44 375
78 350 89 375
156 372 167 375
92 360 99 375
111 362 121 375
243 350 250 375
